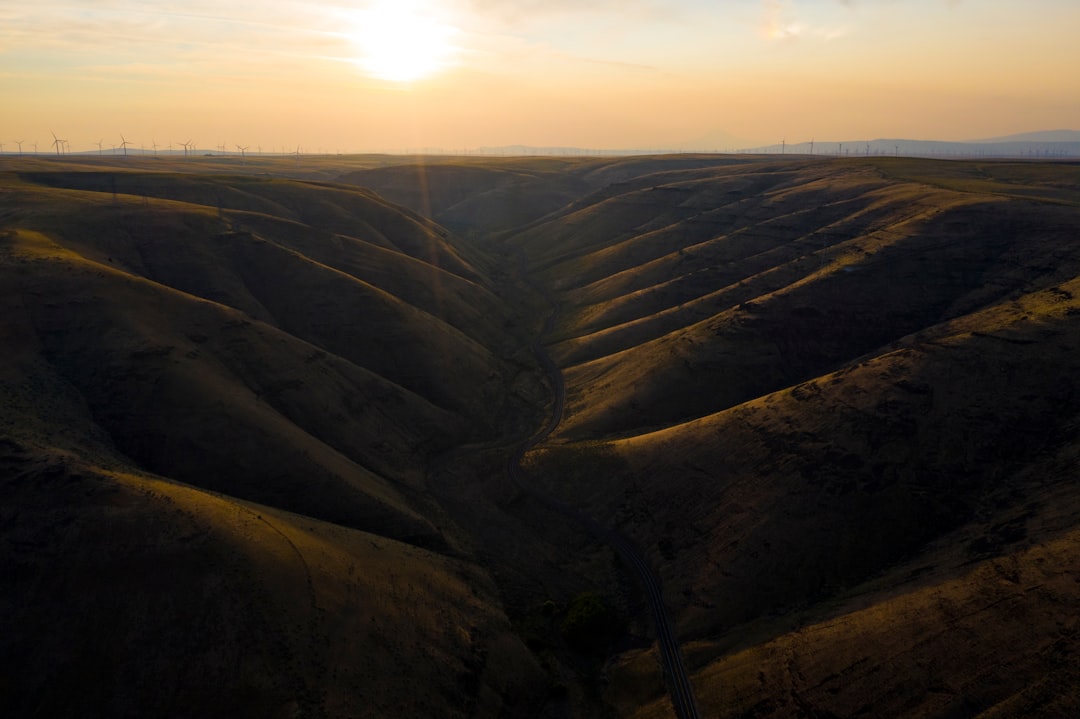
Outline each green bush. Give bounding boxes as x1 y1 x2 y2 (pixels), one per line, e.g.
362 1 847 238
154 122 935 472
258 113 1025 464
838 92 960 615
560 592 622 654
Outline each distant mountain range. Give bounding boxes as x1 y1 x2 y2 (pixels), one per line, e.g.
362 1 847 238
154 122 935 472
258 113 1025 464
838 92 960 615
743 129 1080 158
42 130 1080 159
470 130 1080 158
972 129 1080 143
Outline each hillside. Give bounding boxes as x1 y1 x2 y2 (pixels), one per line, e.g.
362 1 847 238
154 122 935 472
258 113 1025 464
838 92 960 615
340 155 746 237
2 447 546 717
514 159 1080 439
514 157 1080 717
0 164 550 717
4 154 1080 718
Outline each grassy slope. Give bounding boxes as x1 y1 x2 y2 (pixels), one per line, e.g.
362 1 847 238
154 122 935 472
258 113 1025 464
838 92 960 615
0 164 549 716
7 153 1080 717
339 155 745 237
3 226 453 534
6 172 514 433
518 158 1080 717
514 161 1080 440
1 441 545 718
17 169 508 336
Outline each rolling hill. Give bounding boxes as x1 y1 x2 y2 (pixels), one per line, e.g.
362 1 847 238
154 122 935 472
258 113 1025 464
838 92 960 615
511 157 1080 717
0 164 550 717
4 153 1080 718
340 154 746 237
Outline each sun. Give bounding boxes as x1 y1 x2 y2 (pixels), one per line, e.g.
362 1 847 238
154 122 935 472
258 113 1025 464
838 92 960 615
349 1 458 83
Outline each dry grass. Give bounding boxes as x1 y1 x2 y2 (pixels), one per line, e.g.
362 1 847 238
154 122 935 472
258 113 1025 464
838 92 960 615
511 161 1080 441
0 443 546 717
6 153 1080 717
518 157 1080 717
0 162 556 717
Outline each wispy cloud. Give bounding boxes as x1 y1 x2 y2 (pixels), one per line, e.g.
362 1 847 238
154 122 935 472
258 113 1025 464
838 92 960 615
0 0 342 68
761 0 851 42
762 0 802 40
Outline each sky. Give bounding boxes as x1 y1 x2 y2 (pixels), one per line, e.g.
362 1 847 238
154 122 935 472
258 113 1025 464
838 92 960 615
2 0 1078 153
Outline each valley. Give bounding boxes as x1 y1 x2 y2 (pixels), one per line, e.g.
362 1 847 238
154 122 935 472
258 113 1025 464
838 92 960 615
3 152 1080 718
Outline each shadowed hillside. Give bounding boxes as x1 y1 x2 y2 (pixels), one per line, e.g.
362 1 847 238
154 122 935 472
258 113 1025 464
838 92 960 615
339 155 747 237
9 171 518 431
516 157 1080 717
1 442 546 718
5 154 1080 718
0 166 550 717
511 159 1080 440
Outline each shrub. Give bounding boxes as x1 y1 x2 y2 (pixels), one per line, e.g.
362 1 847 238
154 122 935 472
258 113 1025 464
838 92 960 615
560 592 622 655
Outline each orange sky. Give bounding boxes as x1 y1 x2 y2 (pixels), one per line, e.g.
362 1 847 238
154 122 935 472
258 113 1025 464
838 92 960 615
2 0 1078 153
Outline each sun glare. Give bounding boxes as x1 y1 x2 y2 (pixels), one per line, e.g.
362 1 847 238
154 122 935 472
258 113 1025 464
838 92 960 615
349 0 458 83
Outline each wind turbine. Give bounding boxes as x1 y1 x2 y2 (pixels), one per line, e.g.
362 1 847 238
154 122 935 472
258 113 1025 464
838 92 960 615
51 131 65 156
236 144 249 164
217 142 226 154
151 139 158 156
119 134 131 157
781 138 786 155
15 140 23 155
96 139 104 155
809 138 814 156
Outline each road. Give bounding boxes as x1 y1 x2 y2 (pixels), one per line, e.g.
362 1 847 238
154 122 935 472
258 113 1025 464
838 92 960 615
507 312 702 719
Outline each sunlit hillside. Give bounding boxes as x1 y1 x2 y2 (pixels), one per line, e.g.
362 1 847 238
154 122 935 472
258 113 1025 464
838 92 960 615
0 163 549 717
4 154 1080 718
514 157 1080 717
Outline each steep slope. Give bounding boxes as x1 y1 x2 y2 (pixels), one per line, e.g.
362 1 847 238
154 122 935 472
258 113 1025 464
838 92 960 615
20 170 488 285
341 160 588 236
518 158 1080 717
510 160 1080 440
8 154 1080 719
9 172 515 434
339 155 745 237
0 167 551 716
3 226 456 535
1 441 545 719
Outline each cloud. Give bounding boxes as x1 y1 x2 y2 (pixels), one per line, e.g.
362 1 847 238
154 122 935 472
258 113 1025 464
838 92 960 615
761 0 851 42
0 0 356 83
762 0 803 40
0 1 329 53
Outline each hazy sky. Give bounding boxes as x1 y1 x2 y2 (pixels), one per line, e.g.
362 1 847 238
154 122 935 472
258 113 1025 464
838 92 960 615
3 0 1078 152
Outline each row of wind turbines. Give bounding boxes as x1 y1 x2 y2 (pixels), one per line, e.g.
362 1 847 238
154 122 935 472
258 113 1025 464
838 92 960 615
0 133 309 163
775 138 900 157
